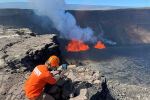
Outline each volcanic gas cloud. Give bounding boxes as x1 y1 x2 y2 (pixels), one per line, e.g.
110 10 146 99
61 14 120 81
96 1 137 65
30 0 107 52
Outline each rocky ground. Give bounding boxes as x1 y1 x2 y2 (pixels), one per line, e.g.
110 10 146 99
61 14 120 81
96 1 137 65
42 65 108 100
0 26 60 100
0 26 150 100
0 26 109 100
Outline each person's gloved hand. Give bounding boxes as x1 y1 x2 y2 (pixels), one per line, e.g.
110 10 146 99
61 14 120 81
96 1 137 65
62 64 67 70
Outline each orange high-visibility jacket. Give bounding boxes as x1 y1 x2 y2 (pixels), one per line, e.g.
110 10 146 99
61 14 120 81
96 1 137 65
24 65 56 99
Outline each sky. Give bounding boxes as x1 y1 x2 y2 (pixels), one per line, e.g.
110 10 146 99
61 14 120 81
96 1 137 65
0 0 150 7
0 0 27 3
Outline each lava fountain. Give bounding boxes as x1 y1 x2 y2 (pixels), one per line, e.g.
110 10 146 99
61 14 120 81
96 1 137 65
94 41 106 49
66 39 89 52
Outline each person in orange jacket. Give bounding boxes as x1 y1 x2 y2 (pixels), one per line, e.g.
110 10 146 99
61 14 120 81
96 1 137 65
24 55 65 100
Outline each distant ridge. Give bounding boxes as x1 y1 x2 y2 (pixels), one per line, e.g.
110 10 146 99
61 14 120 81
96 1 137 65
65 4 129 10
0 2 148 10
0 2 31 9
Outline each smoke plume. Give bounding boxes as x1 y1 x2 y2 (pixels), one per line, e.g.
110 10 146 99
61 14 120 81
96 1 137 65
30 0 97 42
98 24 117 45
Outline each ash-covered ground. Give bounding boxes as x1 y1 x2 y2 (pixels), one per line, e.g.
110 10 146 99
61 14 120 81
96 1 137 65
1 8 150 100
60 43 150 87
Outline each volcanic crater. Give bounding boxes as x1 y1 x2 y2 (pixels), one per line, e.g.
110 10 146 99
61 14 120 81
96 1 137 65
1 8 150 100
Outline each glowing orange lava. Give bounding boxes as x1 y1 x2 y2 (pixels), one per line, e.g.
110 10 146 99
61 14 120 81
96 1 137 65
66 39 89 52
94 41 106 49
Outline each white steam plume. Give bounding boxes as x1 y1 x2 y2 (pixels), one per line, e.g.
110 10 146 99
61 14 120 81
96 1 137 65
98 24 117 45
30 0 97 42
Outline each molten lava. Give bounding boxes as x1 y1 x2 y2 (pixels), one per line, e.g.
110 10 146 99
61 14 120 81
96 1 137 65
94 41 106 49
66 39 89 52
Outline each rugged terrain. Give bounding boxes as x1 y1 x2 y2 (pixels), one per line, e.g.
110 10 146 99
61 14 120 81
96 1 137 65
0 25 61 99
0 8 150 100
